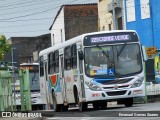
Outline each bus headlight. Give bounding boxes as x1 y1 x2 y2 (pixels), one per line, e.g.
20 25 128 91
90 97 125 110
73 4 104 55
131 77 144 88
85 81 102 91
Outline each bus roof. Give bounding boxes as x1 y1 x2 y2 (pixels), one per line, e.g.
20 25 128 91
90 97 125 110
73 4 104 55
39 30 137 56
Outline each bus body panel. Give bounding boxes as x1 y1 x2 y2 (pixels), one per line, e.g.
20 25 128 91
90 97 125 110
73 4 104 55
48 74 63 104
64 70 76 103
84 73 145 102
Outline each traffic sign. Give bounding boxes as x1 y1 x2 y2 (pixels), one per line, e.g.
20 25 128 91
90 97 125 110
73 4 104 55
146 47 156 55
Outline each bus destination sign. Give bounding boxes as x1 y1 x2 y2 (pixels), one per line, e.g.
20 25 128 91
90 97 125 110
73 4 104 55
83 32 139 46
91 35 130 43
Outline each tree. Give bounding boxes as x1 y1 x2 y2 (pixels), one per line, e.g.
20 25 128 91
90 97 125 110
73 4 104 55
0 35 11 68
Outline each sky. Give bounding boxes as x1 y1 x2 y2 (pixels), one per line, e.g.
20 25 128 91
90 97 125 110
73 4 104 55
0 0 97 39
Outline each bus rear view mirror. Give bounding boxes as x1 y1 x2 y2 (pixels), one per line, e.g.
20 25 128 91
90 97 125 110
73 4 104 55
142 45 147 61
78 50 84 60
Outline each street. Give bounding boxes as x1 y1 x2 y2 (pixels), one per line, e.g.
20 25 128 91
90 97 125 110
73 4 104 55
1 102 160 120
34 102 160 120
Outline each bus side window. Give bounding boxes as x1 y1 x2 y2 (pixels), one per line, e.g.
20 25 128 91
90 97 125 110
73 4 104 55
64 46 71 70
40 56 44 77
48 52 54 74
54 50 59 73
71 44 77 69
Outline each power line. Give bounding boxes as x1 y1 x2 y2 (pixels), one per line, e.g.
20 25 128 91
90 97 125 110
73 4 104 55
0 0 97 35
0 0 40 7
0 22 51 28
0 6 59 21
0 2 56 16
0 0 79 20
1 29 50 33
0 17 53 22
0 0 53 11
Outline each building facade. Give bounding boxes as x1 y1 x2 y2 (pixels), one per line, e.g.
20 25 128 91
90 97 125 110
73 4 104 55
6 34 51 67
49 4 98 46
98 0 124 31
124 0 160 49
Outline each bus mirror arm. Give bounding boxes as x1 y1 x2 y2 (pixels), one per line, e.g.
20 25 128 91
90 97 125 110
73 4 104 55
78 50 84 60
142 45 147 61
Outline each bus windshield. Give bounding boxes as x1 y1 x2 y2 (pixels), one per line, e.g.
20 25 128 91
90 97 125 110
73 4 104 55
29 71 40 91
84 43 142 77
20 64 40 91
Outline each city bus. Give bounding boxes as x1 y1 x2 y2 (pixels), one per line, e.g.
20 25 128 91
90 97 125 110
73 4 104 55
13 63 45 110
39 30 146 111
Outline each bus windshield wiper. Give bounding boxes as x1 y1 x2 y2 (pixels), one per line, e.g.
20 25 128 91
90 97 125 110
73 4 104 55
96 45 109 58
117 43 126 56
96 45 110 63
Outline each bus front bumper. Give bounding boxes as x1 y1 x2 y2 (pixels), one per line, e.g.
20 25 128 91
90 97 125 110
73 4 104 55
85 86 145 102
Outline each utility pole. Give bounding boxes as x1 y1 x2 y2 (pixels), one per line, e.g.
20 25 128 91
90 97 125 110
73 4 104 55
112 0 116 30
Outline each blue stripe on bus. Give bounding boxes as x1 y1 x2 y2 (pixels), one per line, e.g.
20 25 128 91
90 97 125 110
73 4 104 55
94 78 115 83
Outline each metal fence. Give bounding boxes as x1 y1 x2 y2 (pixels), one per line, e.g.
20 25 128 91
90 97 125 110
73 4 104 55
0 69 31 112
0 71 13 111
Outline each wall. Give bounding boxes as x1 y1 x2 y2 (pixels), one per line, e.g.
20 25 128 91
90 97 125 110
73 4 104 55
50 7 65 46
124 0 160 49
64 4 98 40
6 34 51 67
98 0 112 31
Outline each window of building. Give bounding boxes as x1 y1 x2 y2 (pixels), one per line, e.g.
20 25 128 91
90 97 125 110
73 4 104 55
108 24 112 31
52 34 55 46
117 17 123 30
102 26 105 31
61 29 63 43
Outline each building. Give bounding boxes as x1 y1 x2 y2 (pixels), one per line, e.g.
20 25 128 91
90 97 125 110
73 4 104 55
49 4 98 46
6 34 51 67
124 0 160 49
124 0 160 95
98 0 124 31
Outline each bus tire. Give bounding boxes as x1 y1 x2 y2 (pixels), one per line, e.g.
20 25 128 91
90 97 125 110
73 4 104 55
62 105 68 112
124 98 133 107
52 91 62 112
92 102 100 110
76 90 87 111
100 101 107 109
79 102 87 112
74 86 78 104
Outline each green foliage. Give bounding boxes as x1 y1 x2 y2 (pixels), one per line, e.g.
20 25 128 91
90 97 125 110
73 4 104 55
0 35 11 61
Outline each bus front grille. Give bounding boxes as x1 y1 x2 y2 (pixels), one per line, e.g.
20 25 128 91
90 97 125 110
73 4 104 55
102 78 133 85
103 85 129 89
106 90 127 96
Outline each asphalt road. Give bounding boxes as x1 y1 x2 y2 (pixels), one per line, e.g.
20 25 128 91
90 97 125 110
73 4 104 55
37 102 160 120
2 102 160 120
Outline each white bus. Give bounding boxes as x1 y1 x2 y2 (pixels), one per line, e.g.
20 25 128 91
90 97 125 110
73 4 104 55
39 30 146 111
13 63 45 110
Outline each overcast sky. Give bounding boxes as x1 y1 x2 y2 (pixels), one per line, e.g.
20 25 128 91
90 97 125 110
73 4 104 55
0 0 97 39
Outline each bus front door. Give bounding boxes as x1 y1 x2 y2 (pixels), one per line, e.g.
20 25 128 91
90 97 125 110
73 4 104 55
60 55 67 104
77 50 85 101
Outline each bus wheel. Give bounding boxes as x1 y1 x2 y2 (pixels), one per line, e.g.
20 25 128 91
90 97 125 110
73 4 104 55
124 98 133 107
79 102 87 112
62 105 68 112
52 92 62 112
92 102 100 110
100 101 107 109
76 91 87 111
